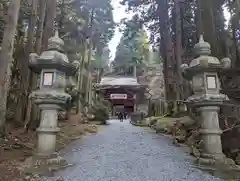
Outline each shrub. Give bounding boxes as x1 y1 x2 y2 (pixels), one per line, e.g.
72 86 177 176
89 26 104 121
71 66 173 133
88 97 110 124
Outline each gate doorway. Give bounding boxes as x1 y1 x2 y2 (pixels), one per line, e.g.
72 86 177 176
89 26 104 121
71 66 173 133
112 105 134 117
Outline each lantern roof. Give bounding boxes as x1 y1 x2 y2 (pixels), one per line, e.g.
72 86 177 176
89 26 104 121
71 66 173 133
180 35 232 80
48 30 65 53
28 30 79 76
194 35 211 56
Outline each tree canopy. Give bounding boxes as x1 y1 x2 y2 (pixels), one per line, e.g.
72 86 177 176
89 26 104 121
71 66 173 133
119 0 240 101
0 0 116 128
112 15 150 75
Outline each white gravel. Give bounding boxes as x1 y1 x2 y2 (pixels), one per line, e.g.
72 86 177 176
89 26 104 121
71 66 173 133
41 120 224 181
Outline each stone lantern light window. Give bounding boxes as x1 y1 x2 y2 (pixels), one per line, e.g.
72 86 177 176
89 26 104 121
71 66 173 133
206 75 217 89
42 71 54 87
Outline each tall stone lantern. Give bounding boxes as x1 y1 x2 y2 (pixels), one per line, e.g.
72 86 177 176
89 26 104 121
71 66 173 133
181 35 231 165
28 31 79 171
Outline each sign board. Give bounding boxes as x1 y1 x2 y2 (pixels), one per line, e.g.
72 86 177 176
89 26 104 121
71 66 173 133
43 72 54 86
110 94 127 100
206 75 217 89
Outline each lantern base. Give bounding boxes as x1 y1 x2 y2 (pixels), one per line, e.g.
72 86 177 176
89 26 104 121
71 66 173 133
195 156 240 171
25 153 73 176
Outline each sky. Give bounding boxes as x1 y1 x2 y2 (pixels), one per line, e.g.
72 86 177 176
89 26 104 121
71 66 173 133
108 1 231 62
223 6 231 25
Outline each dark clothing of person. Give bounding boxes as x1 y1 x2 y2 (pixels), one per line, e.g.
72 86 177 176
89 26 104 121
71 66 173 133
117 112 119 119
119 112 123 122
123 112 127 119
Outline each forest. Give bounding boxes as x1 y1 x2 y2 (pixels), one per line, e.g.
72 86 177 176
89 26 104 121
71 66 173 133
0 0 115 179
119 0 240 103
0 0 116 133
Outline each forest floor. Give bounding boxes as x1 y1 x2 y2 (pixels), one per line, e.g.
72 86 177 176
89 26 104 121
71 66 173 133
0 118 100 181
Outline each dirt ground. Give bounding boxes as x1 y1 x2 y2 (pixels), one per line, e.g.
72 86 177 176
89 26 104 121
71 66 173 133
0 119 99 181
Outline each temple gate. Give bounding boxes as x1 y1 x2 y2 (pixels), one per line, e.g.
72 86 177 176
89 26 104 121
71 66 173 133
95 76 146 117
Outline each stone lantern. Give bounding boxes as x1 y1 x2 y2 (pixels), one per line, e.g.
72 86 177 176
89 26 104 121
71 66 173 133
181 35 232 165
28 31 79 172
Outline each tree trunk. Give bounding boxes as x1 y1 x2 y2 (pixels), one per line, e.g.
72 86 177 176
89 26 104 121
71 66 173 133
85 41 93 104
158 0 176 102
230 0 240 67
76 43 87 114
79 43 87 90
42 0 57 50
27 0 38 54
173 0 184 114
96 68 100 83
0 0 21 130
174 0 183 102
14 0 38 124
88 75 93 105
195 0 203 39
76 57 82 114
24 0 47 129
35 0 47 54
84 9 94 106
199 0 218 56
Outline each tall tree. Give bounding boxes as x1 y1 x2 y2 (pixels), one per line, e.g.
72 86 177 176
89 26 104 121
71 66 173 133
113 15 150 76
43 0 57 50
174 0 184 101
0 0 115 128
24 0 46 128
14 0 39 123
121 0 231 101
35 0 47 54
198 0 219 56
0 0 21 130
72 0 115 106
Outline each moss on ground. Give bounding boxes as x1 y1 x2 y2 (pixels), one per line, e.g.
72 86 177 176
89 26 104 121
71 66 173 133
130 120 148 127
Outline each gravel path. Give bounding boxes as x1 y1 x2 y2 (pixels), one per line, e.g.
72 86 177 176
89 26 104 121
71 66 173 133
41 119 224 181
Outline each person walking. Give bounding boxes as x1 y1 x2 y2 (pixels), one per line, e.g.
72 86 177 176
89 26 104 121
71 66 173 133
117 112 120 120
123 112 127 120
119 112 123 122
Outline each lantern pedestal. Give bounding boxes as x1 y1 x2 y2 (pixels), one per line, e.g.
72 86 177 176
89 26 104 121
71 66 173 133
198 106 225 160
30 90 71 157
36 105 60 157
26 91 71 175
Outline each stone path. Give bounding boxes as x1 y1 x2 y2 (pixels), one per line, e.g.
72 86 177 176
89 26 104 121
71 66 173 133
41 120 224 181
